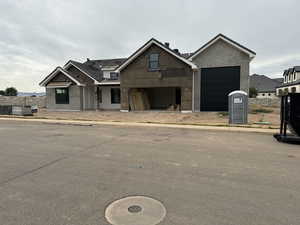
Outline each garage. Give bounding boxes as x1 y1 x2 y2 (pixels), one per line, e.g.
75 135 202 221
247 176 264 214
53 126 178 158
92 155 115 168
201 66 240 111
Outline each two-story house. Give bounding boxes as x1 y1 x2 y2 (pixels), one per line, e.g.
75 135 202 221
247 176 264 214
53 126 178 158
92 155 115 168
40 34 256 112
276 66 300 96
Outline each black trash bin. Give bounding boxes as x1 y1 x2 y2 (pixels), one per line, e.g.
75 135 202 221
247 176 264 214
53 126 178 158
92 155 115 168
274 93 300 144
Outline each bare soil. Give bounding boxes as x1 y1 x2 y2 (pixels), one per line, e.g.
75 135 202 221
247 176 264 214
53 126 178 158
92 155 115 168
35 104 280 129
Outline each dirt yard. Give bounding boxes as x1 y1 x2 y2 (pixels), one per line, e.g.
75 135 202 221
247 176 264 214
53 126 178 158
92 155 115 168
34 104 280 128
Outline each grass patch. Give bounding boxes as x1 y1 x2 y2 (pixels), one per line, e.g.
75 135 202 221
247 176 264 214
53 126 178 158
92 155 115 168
250 108 274 114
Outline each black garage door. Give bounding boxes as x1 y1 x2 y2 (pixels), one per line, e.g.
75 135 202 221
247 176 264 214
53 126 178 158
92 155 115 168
201 66 240 111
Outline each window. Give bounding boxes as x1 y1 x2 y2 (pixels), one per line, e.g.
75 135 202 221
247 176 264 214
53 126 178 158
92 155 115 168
110 72 119 80
262 93 265 96
291 87 297 93
294 73 297 81
103 71 111 79
111 88 120 104
55 88 69 104
268 93 271 96
149 53 159 70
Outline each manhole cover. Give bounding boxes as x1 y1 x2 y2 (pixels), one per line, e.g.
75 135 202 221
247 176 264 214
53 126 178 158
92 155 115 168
128 205 142 213
105 196 166 225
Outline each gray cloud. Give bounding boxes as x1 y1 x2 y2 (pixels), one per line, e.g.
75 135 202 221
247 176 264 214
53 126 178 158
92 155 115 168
0 0 299 91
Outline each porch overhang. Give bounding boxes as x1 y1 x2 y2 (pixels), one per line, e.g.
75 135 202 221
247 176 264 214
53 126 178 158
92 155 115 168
46 82 72 88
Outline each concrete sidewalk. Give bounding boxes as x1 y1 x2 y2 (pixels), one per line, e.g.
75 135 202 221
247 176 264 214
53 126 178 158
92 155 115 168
0 117 278 134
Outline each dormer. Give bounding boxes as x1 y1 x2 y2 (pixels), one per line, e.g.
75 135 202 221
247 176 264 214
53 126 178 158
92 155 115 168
102 66 119 80
294 66 300 81
283 70 288 83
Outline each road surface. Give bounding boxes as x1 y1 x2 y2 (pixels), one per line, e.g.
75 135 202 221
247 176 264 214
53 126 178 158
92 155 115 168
0 120 299 225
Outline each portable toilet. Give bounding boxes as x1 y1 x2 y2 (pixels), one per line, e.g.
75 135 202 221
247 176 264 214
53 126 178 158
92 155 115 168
228 90 248 124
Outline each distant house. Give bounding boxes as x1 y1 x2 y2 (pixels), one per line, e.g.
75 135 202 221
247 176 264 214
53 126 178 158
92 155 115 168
276 66 300 96
250 74 282 98
40 34 256 112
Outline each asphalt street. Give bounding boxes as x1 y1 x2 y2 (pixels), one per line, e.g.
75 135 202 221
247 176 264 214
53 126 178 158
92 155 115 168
0 120 299 225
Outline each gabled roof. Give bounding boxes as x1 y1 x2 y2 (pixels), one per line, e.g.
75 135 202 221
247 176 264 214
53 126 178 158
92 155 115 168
39 67 84 87
115 38 198 73
294 66 300 72
282 66 300 77
63 60 102 84
188 34 256 60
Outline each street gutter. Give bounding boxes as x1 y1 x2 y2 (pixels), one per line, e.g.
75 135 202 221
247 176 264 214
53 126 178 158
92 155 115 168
0 116 278 134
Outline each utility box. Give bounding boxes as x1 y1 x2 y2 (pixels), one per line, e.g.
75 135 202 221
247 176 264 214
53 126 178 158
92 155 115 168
228 91 248 124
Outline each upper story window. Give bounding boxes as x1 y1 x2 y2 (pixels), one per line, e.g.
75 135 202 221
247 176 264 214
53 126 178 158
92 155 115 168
103 71 111 79
284 76 287 83
110 72 119 80
103 71 119 80
294 72 297 81
149 53 159 71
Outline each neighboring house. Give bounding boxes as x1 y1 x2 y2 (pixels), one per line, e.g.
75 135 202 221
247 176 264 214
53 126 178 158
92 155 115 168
250 74 283 98
40 34 256 112
276 66 300 96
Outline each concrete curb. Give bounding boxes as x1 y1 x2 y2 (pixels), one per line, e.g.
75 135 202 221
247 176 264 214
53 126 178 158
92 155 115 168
0 117 277 134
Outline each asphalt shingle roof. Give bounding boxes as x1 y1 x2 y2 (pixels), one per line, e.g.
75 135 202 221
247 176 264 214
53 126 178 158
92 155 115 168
69 60 102 82
65 58 127 83
84 58 127 68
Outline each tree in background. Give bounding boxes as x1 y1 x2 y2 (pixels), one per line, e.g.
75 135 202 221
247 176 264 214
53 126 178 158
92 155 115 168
249 87 258 98
4 87 18 96
0 90 5 96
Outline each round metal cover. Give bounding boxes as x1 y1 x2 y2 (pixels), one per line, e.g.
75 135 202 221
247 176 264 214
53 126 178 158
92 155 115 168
105 196 166 225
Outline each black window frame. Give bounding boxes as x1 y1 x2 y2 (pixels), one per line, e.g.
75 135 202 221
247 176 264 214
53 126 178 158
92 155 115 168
148 53 159 71
110 72 119 80
55 88 69 104
111 88 121 104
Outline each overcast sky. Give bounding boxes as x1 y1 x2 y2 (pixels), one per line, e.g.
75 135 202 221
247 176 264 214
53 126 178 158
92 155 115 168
1 0 300 92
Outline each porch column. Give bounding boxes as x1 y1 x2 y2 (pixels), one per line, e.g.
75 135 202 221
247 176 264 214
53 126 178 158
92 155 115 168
121 87 129 112
181 86 193 112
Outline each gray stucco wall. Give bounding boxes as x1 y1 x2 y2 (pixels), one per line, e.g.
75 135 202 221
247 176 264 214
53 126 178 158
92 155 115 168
46 86 82 111
191 39 251 111
99 86 121 110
